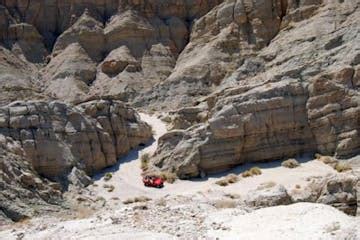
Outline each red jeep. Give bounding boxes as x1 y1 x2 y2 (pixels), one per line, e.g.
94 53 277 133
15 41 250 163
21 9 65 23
143 176 164 188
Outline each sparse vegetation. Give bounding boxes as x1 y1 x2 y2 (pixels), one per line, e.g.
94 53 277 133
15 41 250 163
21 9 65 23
159 171 177 183
241 171 252 178
224 193 241 199
132 204 148 210
95 196 105 202
215 179 229 186
334 162 352 173
122 196 152 205
227 174 239 183
250 167 262 175
155 197 167 207
140 153 150 171
104 172 112 181
122 198 135 204
242 167 262 178
317 155 338 165
103 184 115 192
134 196 152 202
215 174 239 187
282 159 300 168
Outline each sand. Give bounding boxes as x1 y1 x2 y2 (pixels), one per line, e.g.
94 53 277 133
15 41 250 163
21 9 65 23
88 113 338 202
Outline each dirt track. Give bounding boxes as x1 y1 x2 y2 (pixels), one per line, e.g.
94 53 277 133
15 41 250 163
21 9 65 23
88 113 338 202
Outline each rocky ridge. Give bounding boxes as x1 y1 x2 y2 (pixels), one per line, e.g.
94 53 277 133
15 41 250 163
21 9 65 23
148 0 360 177
0 0 223 104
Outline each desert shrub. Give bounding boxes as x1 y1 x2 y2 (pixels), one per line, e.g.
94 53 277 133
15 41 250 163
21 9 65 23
122 198 134 204
241 171 252 178
224 193 241 199
134 196 152 202
226 174 239 183
334 162 352 173
123 196 151 205
317 156 338 165
215 174 239 187
155 198 167 206
215 179 229 186
159 171 177 183
282 159 300 168
95 196 105 202
132 204 148 211
103 184 115 192
242 167 262 178
250 167 262 175
140 153 151 171
104 172 112 181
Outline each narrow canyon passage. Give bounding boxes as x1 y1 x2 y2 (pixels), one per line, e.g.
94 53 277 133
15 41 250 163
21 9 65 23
87 113 340 203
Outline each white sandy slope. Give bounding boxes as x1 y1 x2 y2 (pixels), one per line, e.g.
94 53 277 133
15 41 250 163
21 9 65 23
206 203 360 240
0 203 358 240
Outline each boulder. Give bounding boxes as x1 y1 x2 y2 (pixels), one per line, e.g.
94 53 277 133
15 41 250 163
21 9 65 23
101 46 139 76
316 174 359 216
245 184 292 208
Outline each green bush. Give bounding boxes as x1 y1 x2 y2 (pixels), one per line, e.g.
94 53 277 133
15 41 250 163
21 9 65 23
250 167 262 175
104 172 112 181
159 171 177 183
123 196 152 205
282 159 300 169
140 153 150 171
334 162 352 173
317 156 338 165
103 184 115 192
242 167 262 178
226 174 239 183
215 174 239 187
215 179 229 186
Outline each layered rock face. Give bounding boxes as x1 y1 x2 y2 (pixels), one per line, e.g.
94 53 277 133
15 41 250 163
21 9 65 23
0 100 152 180
0 135 62 223
149 0 360 177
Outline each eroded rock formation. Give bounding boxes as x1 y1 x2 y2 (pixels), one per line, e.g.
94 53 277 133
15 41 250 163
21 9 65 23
148 0 360 177
0 135 62 223
0 100 152 179
0 0 223 104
